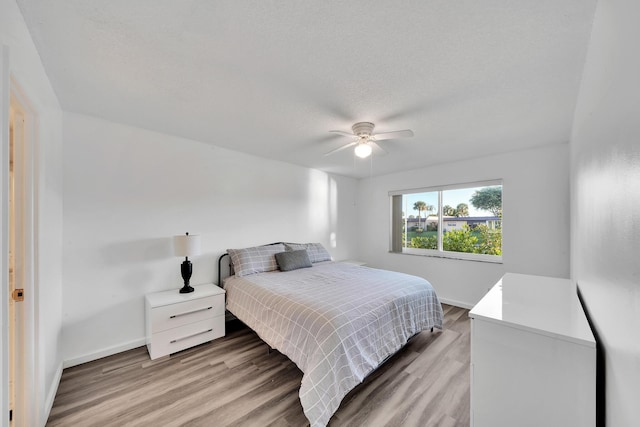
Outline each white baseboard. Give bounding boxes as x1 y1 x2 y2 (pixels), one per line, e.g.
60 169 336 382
438 297 474 310
42 362 63 426
63 338 146 369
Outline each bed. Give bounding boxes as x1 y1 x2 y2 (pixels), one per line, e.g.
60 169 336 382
219 242 443 427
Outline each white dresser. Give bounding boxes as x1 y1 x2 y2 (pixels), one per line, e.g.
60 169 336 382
469 273 596 427
145 284 225 360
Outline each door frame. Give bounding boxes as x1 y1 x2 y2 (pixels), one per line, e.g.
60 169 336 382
2 43 11 427
1 45 38 427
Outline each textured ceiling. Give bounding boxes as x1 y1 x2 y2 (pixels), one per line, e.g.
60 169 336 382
17 0 596 178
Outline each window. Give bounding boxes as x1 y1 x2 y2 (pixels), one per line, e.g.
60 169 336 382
390 180 502 262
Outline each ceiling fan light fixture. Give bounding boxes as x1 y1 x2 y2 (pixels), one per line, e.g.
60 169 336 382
325 121 413 158
354 143 373 158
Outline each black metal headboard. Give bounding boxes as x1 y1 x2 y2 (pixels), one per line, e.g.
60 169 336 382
217 252 231 288
217 241 287 288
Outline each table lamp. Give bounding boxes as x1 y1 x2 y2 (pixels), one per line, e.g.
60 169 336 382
173 232 201 293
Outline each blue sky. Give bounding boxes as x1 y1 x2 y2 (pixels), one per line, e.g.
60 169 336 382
403 186 497 218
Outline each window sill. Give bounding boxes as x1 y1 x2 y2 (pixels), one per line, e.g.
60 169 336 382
390 249 503 264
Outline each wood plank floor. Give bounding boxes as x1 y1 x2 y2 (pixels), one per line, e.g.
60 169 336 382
47 304 470 427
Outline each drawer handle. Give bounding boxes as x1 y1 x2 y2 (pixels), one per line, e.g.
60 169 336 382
170 329 213 344
169 306 213 319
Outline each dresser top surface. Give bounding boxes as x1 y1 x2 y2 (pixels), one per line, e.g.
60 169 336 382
469 273 595 346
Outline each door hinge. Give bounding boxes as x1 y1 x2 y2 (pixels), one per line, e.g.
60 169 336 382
12 288 24 302
9 409 12 421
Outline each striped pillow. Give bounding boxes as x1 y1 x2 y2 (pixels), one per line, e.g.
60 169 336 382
284 242 332 263
227 244 285 277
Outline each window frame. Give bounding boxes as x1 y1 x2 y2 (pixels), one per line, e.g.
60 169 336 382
389 179 503 263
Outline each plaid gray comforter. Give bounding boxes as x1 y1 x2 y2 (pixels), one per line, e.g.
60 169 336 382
224 262 443 427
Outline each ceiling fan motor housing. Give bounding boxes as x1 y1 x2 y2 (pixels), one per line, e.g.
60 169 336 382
352 121 375 136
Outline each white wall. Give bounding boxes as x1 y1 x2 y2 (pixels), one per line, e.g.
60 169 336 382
62 112 359 365
570 0 640 425
357 144 570 307
34 109 63 426
0 1 63 426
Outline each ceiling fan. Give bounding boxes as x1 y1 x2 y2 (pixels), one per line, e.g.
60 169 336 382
325 121 414 158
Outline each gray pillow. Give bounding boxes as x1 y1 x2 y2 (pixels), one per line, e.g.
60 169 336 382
275 250 312 272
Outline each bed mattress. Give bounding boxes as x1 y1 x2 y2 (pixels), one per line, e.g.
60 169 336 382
223 261 443 427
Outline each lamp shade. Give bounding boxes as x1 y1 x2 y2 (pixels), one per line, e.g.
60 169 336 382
173 233 201 257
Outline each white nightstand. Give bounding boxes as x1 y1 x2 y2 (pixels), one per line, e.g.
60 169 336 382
145 284 225 360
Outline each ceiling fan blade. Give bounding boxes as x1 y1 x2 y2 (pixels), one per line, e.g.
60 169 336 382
372 129 414 140
329 130 356 138
324 141 357 156
370 141 388 155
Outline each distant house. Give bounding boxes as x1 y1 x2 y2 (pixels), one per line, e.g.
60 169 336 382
406 215 500 232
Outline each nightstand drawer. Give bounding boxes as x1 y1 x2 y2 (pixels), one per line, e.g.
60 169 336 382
148 315 224 360
151 294 224 332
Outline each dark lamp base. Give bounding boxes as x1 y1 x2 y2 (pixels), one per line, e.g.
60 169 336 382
180 259 194 293
179 284 195 294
